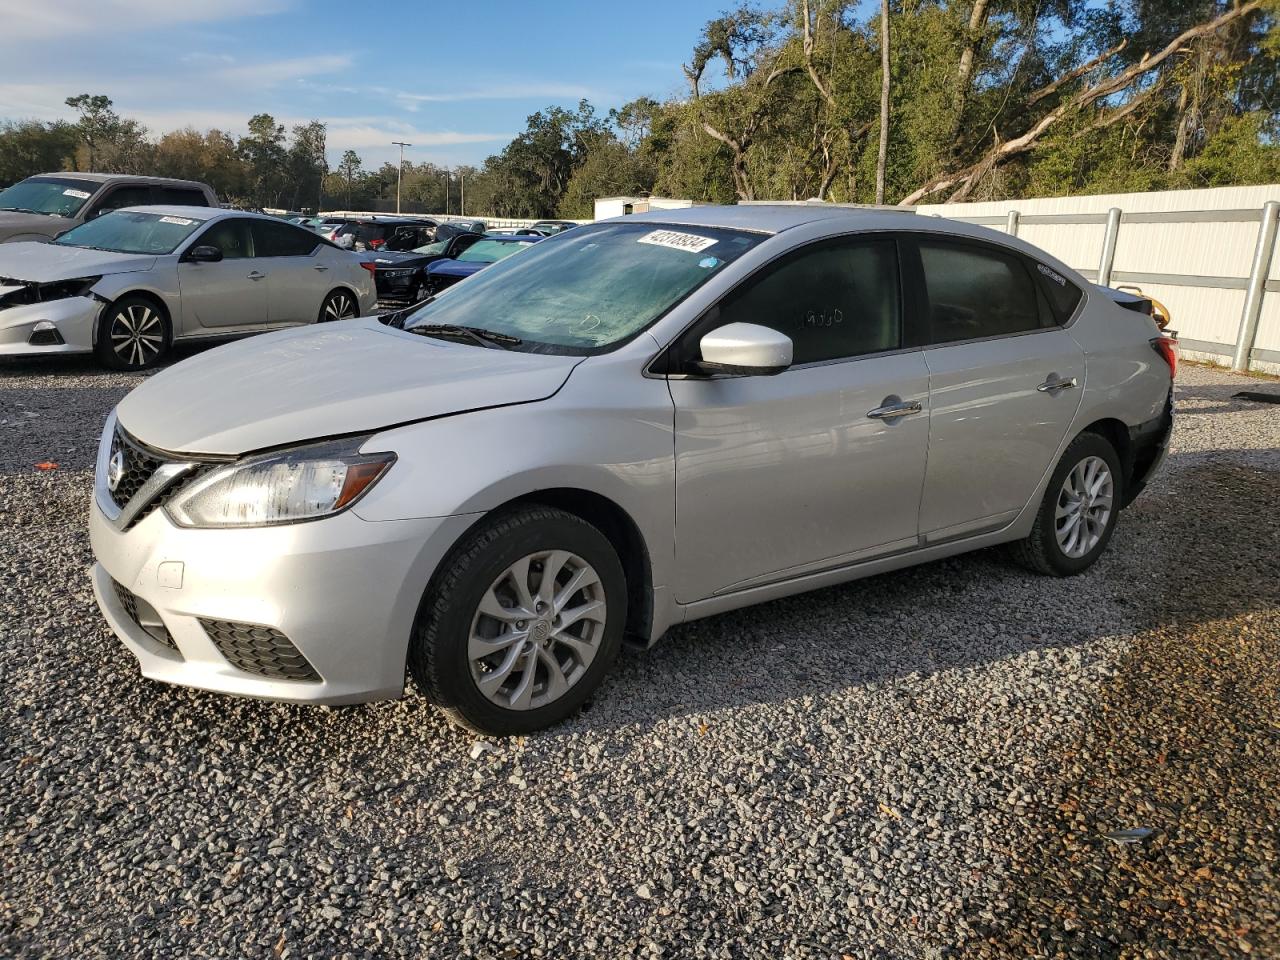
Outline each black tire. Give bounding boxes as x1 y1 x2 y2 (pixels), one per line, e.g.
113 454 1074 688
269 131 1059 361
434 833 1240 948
318 288 358 323
94 295 170 371
1012 431 1124 576
408 506 627 735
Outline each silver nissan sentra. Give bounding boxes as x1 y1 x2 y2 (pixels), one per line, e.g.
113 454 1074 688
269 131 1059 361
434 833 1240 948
89 205 1175 735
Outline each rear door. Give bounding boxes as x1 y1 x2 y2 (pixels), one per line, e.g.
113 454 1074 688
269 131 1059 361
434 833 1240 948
669 236 930 602
250 219 327 325
910 236 1085 543
176 217 268 331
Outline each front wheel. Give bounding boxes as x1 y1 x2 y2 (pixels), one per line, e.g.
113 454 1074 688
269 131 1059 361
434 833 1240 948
408 506 626 735
318 289 358 323
95 295 170 370
1012 431 1123 576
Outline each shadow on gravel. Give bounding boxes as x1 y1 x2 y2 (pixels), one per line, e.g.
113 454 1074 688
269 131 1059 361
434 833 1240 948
0 341 217 381
956 461 1280 959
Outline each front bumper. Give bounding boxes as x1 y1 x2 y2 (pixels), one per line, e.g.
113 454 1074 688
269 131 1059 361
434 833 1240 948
0 296 99 356
89 497 476 704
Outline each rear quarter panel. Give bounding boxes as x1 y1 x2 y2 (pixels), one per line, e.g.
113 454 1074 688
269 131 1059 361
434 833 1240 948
1068 291 1170 430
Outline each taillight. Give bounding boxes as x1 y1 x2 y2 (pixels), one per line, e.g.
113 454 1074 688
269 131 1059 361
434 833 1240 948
370 239 385 248
1151 336 1178 379
359 262 378 276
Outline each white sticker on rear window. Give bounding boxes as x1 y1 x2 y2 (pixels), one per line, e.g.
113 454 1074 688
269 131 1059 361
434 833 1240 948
1037 263 1067 286
637 230 717 254
159 216 195 226
62 188 91 199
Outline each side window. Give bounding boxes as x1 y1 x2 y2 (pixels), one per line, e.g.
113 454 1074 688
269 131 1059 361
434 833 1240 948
93 185 153 216
251 220 319 257
712 239 901 365
1031 260 1083 324
193 218 253 259
919 240 1044 343
452 234 481 256
156 187 209 207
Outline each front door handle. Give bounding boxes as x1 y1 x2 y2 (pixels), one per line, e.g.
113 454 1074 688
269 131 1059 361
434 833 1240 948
313 265 329 272
866 399 923 420
247 271 266 281
1037 375 1078 393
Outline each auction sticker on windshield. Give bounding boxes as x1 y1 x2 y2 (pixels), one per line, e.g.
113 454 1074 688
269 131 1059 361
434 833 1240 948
637 230 717 254
62 189 91 199
159 216 195 226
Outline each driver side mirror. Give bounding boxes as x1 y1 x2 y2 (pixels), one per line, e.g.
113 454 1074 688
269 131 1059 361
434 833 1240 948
185 245 224 263
695 322 793 377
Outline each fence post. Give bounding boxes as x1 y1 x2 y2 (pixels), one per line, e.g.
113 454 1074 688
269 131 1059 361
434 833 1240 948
1232 200 1280 373
1097 207 1122 286
1006 210 1020 237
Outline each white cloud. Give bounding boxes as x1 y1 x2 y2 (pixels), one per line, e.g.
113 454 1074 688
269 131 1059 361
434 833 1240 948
0 0 290 38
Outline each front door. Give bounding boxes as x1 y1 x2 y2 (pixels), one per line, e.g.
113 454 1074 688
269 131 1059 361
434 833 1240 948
911 237 1086 542
177 217 267 331
669 236 929 602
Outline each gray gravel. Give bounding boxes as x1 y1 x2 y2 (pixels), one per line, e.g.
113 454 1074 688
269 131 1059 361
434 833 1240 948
1 353 1277 959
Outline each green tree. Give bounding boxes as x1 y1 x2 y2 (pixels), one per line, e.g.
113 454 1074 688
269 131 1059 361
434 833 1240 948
237 113 287 207
0 120 79 186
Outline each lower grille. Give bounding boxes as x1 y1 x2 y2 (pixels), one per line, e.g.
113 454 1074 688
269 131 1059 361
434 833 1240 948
111 580 180 654
199 619 320 682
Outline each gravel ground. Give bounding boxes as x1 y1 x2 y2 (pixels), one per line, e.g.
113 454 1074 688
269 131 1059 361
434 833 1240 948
0 354 1277 959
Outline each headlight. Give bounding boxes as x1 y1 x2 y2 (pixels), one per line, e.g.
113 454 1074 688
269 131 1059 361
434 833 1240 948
165 438 395 528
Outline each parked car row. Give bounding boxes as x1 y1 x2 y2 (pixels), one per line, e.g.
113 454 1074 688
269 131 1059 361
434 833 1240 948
0 172 555 368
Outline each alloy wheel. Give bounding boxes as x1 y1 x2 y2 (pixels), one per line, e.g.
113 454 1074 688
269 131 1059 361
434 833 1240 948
467 550 607 711
323 292 356 322
1055 455 1114 558
110 304 163 367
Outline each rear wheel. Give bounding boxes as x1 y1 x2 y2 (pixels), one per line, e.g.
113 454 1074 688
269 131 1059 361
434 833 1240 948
1013 431 1123 576
95 295 170 370
318 289 358 323
408 506 626 735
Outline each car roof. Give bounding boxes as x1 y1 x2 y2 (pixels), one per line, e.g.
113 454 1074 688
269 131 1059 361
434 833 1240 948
615 203 923 235
479 233 540 242
114 205 282 223
33 171 210 189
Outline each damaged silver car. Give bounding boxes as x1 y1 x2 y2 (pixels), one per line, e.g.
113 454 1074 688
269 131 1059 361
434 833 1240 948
0 206 377 369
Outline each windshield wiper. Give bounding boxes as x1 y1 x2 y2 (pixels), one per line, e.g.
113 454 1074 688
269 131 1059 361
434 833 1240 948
409 323 522 349
0 206 47 215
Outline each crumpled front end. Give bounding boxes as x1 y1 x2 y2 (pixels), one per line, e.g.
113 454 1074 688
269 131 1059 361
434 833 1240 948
0 276 102 355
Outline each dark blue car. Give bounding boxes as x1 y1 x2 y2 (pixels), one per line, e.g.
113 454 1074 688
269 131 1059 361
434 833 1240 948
424 234 541 294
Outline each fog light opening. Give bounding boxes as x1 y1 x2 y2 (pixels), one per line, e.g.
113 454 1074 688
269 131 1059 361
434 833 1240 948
28 321 64 346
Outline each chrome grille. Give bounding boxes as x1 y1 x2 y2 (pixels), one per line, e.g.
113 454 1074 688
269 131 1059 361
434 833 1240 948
106 425 205 529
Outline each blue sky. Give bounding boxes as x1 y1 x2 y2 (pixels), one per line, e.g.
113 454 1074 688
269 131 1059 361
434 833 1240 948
0 0 729 170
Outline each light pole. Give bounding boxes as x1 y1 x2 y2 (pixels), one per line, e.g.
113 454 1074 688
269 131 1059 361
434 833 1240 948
443 168 450 216
392 141 411 214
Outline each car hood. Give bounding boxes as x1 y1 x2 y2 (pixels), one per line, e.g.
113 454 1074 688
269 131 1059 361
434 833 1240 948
115 319 582 455
371 251 432 268
0 242 157 282
0 210 68 238
428 258 485 278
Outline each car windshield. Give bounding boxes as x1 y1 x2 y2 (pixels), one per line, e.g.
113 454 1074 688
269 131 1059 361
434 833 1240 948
455 239 534 264
53 210 204 255
403 222 764 354
412 240 449 255
0 176 100 217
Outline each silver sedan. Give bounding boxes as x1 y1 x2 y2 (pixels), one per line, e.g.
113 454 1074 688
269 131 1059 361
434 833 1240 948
0 206 377 369
88 205 1175 734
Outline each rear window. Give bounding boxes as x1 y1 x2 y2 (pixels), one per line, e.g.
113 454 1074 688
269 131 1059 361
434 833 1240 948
1031 261 1083 323
155 187 210 207
919 240 1046 343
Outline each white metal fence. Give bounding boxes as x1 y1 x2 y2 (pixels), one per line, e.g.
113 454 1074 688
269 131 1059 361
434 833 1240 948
917 185 1280 374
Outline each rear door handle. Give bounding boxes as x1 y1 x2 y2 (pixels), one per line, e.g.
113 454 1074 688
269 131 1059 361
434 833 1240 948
866 399 923 420
247 271 266 281
1037 375 1078 393
313 265 329 272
